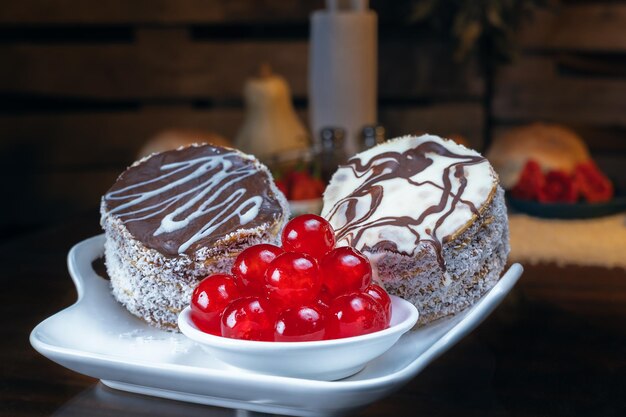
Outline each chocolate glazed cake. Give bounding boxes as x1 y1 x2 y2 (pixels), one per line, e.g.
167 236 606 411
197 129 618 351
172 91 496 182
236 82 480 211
321 135 509 325
101 144 289 330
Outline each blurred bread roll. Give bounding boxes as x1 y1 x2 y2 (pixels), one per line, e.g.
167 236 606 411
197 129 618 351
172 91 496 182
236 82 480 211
447 133 471 148
138 129 231 158
487 123 591 189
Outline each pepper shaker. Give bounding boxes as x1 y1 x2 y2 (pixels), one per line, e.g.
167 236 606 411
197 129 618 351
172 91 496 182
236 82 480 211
319 127 347 182
360 124 386 151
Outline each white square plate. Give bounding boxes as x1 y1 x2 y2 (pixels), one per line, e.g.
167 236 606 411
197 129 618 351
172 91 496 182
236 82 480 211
30 235 523 417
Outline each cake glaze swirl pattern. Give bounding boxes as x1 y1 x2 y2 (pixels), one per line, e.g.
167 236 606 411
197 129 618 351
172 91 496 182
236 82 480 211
101 144 289 330
104 145 283 257
322 135 509 325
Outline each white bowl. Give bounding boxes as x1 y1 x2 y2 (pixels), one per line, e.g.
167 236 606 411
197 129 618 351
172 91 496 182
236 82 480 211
178 295 419 381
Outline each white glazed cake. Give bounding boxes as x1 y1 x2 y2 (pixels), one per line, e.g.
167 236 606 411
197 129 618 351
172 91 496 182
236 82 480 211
321 134 510 325
101 144 290 330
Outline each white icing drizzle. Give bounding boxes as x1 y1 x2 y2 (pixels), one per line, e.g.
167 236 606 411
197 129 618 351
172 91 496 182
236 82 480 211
105 153 264 254
321 135 496 258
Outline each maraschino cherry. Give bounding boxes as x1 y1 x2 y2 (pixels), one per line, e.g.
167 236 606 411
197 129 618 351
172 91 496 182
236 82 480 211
265 252 321 309
365 284 392 323
281 214 335 260
232 244 283 295
274 305 326 342
320 246 372 298
188 214 395 342
190 274 240 335
326 292 387 339
221 296 275 341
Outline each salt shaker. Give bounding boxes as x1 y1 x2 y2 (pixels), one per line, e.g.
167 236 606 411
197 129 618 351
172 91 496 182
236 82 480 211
319 127 347 182
360 124 386 150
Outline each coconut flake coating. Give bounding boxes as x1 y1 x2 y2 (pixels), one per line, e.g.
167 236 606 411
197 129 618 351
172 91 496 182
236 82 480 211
374 186 509 324
101 144 290 330
322 135 510 325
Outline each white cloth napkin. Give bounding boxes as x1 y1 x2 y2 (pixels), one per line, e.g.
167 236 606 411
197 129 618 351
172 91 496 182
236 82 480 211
509 213 626 269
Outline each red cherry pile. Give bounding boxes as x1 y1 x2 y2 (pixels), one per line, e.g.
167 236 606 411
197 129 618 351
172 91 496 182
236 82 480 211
274 169 326 201
190 214 392 342
511 159 614 203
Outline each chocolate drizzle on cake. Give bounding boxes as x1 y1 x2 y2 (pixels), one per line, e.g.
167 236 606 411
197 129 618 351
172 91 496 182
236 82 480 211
104 145 283 257
324 140 488 267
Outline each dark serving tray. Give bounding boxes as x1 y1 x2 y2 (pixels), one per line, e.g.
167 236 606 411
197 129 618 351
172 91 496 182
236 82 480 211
507 191 626 219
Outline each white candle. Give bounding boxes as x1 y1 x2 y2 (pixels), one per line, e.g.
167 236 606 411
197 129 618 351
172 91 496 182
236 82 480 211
309 0 378 156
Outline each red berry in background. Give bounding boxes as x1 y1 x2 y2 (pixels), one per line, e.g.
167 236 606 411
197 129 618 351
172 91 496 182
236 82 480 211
281 214 335 260
320 247 372 298
290 174 314 201
265 252 321 309
538 170 578 203
190 274 240 335
573 161 614 203
221 296 275 341
511 160 544 200
365 284 392 325
287 170 308 186
274 179 288 197
290 174 325 201
232 244 284 295
311 176 326 196
326 292 387 339
274 305 326 342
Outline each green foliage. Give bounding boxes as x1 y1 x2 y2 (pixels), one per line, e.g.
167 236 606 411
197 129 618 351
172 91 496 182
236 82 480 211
408 0 548 63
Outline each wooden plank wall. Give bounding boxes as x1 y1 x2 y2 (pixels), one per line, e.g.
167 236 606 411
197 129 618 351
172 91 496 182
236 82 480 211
1 0 625 235
0 0 484 234
492 1 626 185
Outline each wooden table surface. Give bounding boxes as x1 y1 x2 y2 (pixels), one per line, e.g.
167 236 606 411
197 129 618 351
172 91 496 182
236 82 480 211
1 212 625 417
